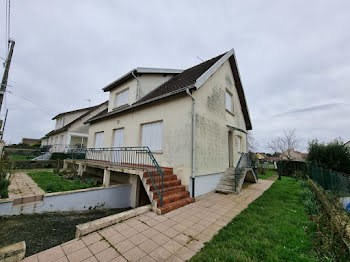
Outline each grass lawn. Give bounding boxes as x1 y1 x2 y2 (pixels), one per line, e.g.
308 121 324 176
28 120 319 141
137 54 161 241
9 154 33 161
26 171 96 193
258 169 276 179
0 208 129 256
190 177 317 262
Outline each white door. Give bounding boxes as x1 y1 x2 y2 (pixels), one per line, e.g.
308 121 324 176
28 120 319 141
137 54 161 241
113 129 124 164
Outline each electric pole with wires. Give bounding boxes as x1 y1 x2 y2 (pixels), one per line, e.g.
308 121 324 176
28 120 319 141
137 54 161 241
0 39 15 136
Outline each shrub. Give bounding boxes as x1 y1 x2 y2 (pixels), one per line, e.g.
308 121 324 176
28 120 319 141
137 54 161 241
45 184 54 193
12 160 63 170
0 154 13 198
307 139 350 174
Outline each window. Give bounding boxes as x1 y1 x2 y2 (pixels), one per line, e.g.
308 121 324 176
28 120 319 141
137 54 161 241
236 136 241 152
115 89 129 108
50 138 53 145
141 121 163 151
56 117 64 128
95 132 104 148
225 91 233 112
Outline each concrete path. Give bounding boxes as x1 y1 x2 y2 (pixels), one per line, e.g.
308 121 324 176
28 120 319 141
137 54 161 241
23 179 274 262
7 172 45 204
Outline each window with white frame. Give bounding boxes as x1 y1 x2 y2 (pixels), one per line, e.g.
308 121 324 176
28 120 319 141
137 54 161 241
236 136 241 152
225 90 233 112
115 89 129 108
56 117 64 129
141 121 163 151
94 132 104 148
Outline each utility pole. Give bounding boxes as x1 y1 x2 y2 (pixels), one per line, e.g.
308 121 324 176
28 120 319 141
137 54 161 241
0 39 15 113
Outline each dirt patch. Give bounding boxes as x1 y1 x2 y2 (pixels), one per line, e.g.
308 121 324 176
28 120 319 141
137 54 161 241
0 208 130 257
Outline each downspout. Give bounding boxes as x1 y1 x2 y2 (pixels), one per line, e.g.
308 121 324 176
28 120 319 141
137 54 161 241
186 87 196 198
131 70 141 100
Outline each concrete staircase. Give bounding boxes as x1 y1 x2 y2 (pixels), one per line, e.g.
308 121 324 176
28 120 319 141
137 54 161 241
32 152 52 160
140 167 194 215
216 167 258 194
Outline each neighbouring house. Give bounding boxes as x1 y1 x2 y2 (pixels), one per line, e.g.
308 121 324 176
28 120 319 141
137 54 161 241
65 49 253 214
41 101 108 152
345 140 350 150
280 149 308 162
21 138 41 146
254 152 267 160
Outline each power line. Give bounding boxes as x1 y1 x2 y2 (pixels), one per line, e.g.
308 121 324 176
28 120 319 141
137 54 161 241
6 90 58 114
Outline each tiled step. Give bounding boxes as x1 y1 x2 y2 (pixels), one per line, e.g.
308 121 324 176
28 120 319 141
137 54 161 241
150 179 181 191
152 185 186 199
158 197 195 214
145 174 178 184
156 191 190 206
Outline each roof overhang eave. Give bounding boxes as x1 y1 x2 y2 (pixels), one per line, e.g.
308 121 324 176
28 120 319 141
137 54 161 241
87 85 194 124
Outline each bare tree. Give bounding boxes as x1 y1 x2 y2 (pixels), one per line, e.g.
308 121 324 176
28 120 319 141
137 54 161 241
247 131 259 152
267 129 301 161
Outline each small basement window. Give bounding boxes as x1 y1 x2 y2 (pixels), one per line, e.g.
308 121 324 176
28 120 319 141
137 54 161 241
141 121 163 151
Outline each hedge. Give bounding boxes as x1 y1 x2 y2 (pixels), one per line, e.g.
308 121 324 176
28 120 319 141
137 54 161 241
50 153 85 160
12 160 63 170
277 160 307 177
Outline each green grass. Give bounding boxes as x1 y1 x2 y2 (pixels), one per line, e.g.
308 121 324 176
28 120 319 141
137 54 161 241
258 169 276 179
190 177 317 262
26 171 96 193
9 154 33 160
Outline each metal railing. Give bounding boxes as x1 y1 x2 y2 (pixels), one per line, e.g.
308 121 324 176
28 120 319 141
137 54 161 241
234 153 255 191
309 165 350 197
68 146 164 206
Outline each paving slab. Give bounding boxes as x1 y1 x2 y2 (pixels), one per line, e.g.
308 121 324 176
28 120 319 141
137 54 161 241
23 179 274 261
6 172 44 205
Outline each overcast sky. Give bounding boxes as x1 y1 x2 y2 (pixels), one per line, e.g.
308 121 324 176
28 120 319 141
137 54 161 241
0 0 349 151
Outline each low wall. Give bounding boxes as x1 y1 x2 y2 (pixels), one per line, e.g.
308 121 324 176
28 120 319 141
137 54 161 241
0 184 131 216
308 178 350 250
190 172 224 197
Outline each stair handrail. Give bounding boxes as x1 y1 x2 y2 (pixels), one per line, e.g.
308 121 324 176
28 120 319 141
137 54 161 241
234 153 255 191
68 146 164 207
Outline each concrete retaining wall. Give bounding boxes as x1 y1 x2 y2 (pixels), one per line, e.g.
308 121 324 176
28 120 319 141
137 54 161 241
190 172 224 197
0 184 131 216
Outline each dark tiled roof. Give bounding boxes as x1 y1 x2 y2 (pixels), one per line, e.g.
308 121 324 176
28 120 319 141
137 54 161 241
87 50 252 131
52 105 100 120
135 53 225 104
46 101 107 137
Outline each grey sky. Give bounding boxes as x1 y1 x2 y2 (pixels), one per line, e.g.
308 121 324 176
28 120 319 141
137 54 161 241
1 0 349 151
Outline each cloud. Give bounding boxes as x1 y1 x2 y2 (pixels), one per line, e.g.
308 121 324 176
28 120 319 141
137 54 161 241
273 102 345 117
0 0 349 151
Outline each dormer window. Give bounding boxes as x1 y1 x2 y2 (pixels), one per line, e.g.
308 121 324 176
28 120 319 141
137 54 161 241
115 89 129 108
56 117 64 129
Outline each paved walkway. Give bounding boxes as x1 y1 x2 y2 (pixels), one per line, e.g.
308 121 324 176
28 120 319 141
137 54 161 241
23 179 274 262
7 172 44 204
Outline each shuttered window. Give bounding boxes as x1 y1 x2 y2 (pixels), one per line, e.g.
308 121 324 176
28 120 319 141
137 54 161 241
141 121 163 151
95 132 104 148
226 91 233 112
115 89 129 107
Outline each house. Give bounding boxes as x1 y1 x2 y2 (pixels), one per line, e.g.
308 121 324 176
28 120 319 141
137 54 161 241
345 141 350 150
280 149 308 162
66 49 253 214
41 101 108 152
254 152 267 160
21 138 41 146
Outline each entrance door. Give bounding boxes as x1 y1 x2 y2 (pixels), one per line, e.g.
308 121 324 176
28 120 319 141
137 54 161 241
113 129 124 164
228 131 233 167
